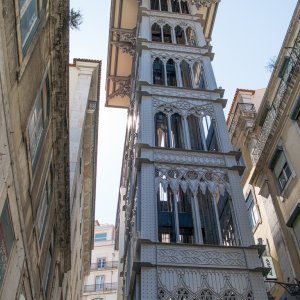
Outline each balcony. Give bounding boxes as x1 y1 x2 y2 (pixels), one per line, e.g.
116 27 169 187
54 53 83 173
90 261 118 270
83 282 118 293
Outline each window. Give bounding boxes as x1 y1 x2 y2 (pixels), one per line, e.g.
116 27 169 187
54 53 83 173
187 115 203 150
37 165 52 244
171 0 180 13
218 192 239 246
245 191 259 229
19 0 47 55
180 60 192 88
163 24 172 43
0 199 15 289
170 113 184 149
292 212 300 248
270 149 292 191
291 95 300 126
97 258 106 269
95 233 107 242
166 59 177 86
42 231 55 296
151 23 162 42
155 112 169 147
153 58 165 85
198 190 219 245
202 115 218 151
180 0 189 13
150 0 168 11
193 62 206 89
28 72 51 171
95 275 105 291
175 26 185 45
186 27 196 46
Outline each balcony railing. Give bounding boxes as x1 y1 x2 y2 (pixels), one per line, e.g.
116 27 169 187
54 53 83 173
90 261 118 270
229 103 256 138
252 30 300 164
83 282 118 293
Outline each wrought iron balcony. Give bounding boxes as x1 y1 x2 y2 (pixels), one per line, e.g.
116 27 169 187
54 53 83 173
83 282 118 293
229 103 256 138
252 30 300 164
90 261 118 270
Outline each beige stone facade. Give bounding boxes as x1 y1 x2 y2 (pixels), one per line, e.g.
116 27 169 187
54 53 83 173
68 59 101 299
227 4 300 299
82 222 119 300
0 0 70 299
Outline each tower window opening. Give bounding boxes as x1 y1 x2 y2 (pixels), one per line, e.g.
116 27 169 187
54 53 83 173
202 115 219 152
175 26 186 45
198 189 220 245
155 112 169 147
170 113 185 149
186 27 196 46
153 58 165 85
187 114 203 150
193 62 206 89
180 0 189 14
166 59 177 86
180 60 192 88
151 0 160 10
163 24 172 43
171 0 181 13
218 192 239 246
161 0 168 11
151 23 162 42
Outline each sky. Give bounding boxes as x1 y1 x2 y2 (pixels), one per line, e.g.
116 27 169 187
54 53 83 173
70 0 298 224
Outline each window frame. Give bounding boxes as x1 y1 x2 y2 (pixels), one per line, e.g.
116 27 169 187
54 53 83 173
36 162 53 245
245 191 260 230
27 69 51 174
269 148 293 192
0 199 15 290
17 0 49 57
95 233 107 242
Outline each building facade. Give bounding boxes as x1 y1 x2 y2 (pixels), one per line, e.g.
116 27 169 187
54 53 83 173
106 0 268 299
82 222 119 300
68 59 101 299
228 4 300 300
0 0 70 299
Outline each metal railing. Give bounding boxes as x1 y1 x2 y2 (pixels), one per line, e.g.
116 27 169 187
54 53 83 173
252 30 300 164
90 261 118 270
83 282 118 293
229 103 256 138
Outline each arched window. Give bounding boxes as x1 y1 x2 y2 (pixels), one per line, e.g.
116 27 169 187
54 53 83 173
152 23 162 42
170 113 184 148
187 115 203 150
180 0 189 14
155 112 168 147
177 187 192 213
151 0 168 11
171 0 181 13
180 61 192 88
153 58 165 85
166 59 177 86
175 26 185 45
193 62 206 89
198 189 220 245
161 0 168 11
202 115 218 151
163 24 172 43
218 192 239 246
186 27 196 46
151 0 160 10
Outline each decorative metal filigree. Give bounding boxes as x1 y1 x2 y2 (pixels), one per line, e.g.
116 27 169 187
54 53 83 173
252 30 300 164
189 0 218 9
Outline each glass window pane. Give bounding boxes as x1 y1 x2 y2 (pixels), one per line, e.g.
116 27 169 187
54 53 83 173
20 0 38 45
